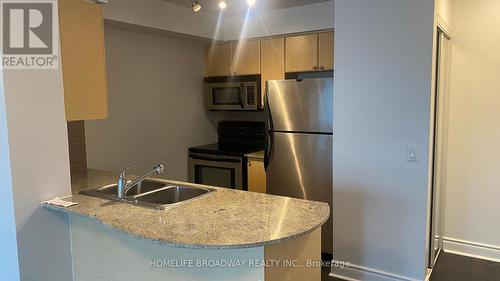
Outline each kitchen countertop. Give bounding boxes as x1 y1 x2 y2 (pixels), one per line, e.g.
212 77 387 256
43 169 329 249
245 150 264 160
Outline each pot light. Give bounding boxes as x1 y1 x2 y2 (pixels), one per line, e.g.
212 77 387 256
191 0 201 12
247 0 256 6
218 1 226 9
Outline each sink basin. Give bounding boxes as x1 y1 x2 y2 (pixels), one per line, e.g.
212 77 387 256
135 185 213 205
79 178 215 210
82 179 168 197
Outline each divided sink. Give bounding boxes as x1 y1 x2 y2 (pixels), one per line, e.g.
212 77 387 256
79 179 215 210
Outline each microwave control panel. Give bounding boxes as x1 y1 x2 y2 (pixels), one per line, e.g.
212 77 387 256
247 86 255 105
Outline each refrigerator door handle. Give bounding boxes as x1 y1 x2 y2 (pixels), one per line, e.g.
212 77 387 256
264 87 274 171
264 131 274 171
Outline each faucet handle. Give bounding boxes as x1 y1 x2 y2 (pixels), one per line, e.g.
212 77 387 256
119 161 146 177
154 164 165 174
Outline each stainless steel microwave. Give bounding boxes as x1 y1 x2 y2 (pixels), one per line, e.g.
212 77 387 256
204 75 261 111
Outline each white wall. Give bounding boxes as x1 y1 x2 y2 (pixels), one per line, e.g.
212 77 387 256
333 1 435 280
1 22 74 281
85 27 218 181
441 0 500 261
71 215 265 281
221 1 334 41
0 65 21 281
103 0 219 40
103 0 334 41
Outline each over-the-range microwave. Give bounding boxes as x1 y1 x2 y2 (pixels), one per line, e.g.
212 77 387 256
204 75 261 111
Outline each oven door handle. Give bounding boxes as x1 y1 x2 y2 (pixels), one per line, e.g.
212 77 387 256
190 155 241 163
238 83 244 109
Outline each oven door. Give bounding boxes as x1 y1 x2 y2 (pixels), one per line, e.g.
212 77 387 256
188 153 244 189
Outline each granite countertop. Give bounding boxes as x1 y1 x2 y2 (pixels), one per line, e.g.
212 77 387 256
245 150 264 160
42 169 329 249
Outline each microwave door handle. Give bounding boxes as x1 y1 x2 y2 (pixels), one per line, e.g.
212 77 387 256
238 83 244 109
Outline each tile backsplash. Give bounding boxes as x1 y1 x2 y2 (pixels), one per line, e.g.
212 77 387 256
67 121 87 180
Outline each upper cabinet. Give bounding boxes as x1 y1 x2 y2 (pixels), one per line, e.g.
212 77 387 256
205 43 232 77
205 40 260 77
285 34 318 73
285 31 334 72
318 31 334 71
232 40 261 75
59 0 108 121
260 37 284 105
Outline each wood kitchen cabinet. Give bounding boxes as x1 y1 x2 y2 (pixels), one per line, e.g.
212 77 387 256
260 37 285 106
205 40 260 77
205 43 232 77
232 40 261 75
285 34 318 73
247 159 266 194
59 0 108 121
318 31 334 70
285 31 334 73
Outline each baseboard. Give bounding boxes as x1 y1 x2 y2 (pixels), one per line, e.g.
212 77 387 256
330 261 422 281
443 237 500 263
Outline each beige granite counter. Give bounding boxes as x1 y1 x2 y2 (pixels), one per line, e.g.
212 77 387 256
43 169 329 249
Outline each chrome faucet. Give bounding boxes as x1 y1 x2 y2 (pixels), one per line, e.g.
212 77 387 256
117 163 165 199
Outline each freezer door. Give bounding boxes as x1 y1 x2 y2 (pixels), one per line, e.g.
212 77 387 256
267 78 333 133
266 132 333 253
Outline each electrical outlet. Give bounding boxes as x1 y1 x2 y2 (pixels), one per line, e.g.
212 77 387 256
407 144 418 162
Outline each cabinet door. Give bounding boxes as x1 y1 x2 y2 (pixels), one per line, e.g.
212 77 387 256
59 0 108 121
318 31 334 70
247 160 266 194
261 38 284 107
285 34 318 73
205 43 232 77
232 40 261 75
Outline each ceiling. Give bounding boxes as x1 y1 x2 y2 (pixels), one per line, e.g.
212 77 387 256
163 0 331 14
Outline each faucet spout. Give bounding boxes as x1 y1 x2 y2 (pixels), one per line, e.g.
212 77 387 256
117 164 165 199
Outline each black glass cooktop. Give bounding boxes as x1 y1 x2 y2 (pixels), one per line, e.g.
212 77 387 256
189 143 264 157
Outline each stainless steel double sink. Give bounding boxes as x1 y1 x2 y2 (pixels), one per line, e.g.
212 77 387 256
80 179 215 210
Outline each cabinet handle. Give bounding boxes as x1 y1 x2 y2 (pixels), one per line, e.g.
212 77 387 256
318 65 324 70
312 66 317 70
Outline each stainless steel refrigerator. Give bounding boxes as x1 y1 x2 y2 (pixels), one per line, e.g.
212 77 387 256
264 78 333 254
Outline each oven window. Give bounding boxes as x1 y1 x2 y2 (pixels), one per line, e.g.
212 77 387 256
212 87 240 105
194 165 235 188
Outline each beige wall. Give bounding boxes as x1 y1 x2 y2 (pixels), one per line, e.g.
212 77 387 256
436 0 452 27
442 0 500 260
85 27 218 181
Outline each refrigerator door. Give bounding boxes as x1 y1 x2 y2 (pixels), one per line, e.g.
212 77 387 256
266 78 333 133
266 132 333 253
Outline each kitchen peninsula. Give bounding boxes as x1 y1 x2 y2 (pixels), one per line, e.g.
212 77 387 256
43 170 329 281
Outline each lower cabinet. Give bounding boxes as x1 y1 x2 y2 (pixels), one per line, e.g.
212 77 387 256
247 159 266 193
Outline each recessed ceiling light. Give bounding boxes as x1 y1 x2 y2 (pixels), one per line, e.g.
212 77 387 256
191 0 201 12
247 0 256 6
218 1 226 9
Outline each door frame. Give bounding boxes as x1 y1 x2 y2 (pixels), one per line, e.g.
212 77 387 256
428 27 451 268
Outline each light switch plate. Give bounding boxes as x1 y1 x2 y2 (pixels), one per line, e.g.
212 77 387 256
407 144 418 162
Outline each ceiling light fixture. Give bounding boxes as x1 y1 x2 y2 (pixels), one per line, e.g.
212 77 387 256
191 0 201 12
247 0 256 6
218 1 227 9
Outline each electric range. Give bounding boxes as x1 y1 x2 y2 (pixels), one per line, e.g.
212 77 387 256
188 121 265 190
